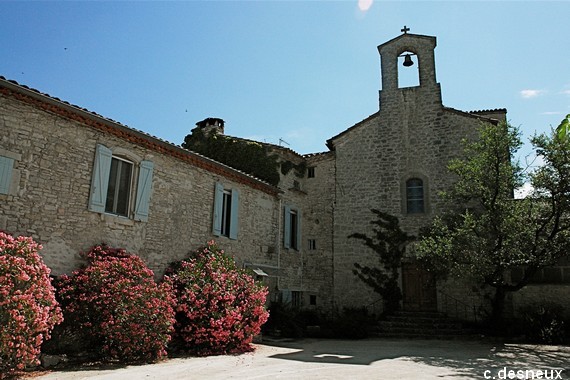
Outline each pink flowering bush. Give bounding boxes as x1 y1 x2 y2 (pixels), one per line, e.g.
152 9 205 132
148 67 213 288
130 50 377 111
0 232 63 376
56 245 176 363
165 241 269 356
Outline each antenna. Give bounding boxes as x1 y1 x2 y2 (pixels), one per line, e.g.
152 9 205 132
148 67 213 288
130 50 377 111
279 138 290 147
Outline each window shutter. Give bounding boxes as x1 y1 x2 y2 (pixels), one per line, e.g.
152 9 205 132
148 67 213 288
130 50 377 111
88 144 112 213
229 188 239 240
134 160 154 222
281 290 292 305
283 205 291 249
296 209 302 251
0 156 14 195
212 182 224 236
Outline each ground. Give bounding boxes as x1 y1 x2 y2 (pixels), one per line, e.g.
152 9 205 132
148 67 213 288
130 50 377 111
30 338 569 380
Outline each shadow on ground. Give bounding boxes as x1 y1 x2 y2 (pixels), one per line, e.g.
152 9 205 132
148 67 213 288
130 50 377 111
266 338 570 377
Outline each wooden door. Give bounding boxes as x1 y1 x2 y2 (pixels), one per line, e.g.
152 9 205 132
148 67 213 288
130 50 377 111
402 262 437 311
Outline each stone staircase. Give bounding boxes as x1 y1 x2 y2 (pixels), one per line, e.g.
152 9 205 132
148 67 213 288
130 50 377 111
372 310 479 339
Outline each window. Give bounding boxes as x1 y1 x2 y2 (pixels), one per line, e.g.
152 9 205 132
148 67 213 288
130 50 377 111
284 205 302 250
88 144 154 221
406 178 424 214
309 294 317 306
307 167 315 178
0 156 15 195
308 239 316 250
105 157 133 217
291 291 301 308
213 182 239 239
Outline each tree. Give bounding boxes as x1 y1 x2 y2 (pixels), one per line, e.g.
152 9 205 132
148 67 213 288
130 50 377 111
415 120 570 324
349 209 414 314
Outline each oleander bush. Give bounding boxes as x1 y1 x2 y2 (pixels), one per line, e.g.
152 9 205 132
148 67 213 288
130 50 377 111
165 241 269 356
56 245 176 363
0 232 63 377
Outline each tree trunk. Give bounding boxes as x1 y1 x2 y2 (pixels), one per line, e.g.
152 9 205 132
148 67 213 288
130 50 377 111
490 286 506 327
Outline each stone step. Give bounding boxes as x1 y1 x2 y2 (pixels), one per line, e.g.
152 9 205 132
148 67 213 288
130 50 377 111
372 311 473 339
374 325 469 335
378 320 463 329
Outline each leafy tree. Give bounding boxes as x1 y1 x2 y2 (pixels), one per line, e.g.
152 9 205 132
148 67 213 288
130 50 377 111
415 121 570 324
349 209 414 314
556 113 570 139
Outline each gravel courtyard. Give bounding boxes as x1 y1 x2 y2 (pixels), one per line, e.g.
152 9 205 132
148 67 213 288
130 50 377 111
36 338 570 380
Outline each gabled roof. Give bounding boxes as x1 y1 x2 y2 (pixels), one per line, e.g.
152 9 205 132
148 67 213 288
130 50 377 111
0 76 279 196
377 32 436 51
325 106 506 151
325 111 380 151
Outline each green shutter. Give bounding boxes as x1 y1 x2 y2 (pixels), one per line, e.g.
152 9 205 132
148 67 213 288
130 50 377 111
212 182 224 236
134 160 154 222
0 156 14 195
283 205 291 249
229 188 239 240
88 144 112 213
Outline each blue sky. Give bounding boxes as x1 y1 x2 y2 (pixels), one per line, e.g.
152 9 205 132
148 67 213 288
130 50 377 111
1 1 569 165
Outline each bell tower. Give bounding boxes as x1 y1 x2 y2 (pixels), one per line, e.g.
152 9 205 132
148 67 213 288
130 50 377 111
377 27 442 111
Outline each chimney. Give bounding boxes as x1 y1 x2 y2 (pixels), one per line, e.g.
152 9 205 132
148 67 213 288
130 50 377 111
196 117 225 136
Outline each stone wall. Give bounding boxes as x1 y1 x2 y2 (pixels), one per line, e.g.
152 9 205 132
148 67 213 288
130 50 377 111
0 90 285 289
303 152 336 312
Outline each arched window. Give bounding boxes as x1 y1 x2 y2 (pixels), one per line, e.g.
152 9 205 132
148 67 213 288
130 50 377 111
406 178 424 214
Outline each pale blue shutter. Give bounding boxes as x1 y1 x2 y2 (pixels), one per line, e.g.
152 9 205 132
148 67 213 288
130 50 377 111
134 160 154 222
229 188 239 240
283 205 291 249
0 156 14 195
281 290 292 305
212 182 224 236
88 144 112 213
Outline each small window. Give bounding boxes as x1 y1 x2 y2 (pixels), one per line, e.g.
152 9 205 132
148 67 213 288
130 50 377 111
406 178 424 214
309 295 317 306
105 157 133 217
293 180 301 190
213 182 239 239
292 291 301 308
308 239 316 250
307 167 315 178
221 190 232 237
290 210 299 249
284 205 302 250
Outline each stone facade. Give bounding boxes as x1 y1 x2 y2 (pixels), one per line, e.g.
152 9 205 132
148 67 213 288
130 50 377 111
1 30 567 319
0 80 289 306
324 33 506 314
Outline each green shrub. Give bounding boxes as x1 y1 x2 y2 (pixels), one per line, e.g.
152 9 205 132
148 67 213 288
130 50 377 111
519 303 567 344
330 307 374 339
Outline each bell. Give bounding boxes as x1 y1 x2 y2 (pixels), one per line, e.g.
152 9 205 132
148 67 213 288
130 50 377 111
403 54 414 67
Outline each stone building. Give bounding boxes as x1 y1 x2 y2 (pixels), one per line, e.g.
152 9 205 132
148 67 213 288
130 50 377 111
1 30 568 318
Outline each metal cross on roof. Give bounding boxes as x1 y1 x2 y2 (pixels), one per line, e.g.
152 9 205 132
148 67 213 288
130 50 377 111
401 25 410 34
